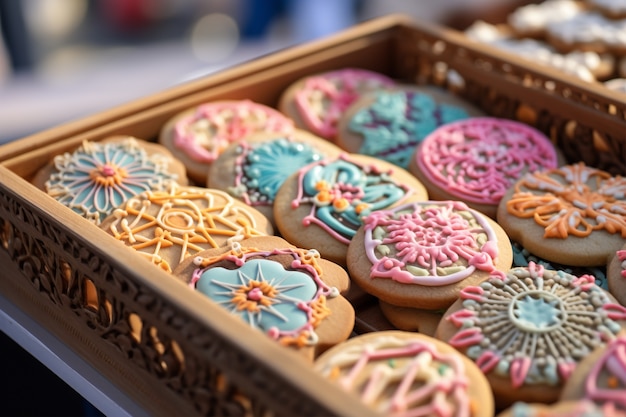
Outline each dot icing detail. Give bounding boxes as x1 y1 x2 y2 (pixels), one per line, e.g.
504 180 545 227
506 162 626 239
294 69 395 139
416 117 558 205
447 262 626 389
45 138 179 225
349 90 470 168
106 184 266 272
317 335 472 417
173 100 294 163
291 155 411 244
229 138 325 206
191 246 338 347
363 200 503 286
584 336 626 410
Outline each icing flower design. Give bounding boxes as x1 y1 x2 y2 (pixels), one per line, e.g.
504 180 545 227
191 246 339 347
416 117 558 205
294 69 395 139
350 90 470 168
292 155 410 244
174 100 294 163
364 201 502 286
106 184 266 272
447 262 626 389
229 138 324 206
317 334 473 416
584 336 626 410
46 138 179 225
506 163 626 239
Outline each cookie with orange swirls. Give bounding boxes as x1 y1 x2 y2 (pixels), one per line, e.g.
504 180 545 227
173 235 354 361
496 162 626 267
313 330 495 417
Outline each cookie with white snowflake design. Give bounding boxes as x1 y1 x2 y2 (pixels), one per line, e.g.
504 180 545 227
335 85 484 169
497 162 626 267
273 153 429 267
173 235 354 361
99 183 273 273
435 262 626 409
313 330 495 417
409 117 561 219
159 100 294 184
32 136 188 225
347 200 513 311
207 129 342 227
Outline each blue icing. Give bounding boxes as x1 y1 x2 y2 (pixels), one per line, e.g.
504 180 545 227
350 91 470 168
196 259 317 332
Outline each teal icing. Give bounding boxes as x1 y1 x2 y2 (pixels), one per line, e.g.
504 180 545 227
195 259 317 332
512 294 564 331
350 91 470 168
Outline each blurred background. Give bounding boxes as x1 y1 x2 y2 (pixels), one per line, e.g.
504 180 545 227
0 0 518 145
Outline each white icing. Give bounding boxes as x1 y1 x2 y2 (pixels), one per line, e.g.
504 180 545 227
508 0 584 33
589 0 626 14
548 12 626 47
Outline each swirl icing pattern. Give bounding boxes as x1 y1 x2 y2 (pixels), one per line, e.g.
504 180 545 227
45 138 179 225
190 245 338 347
104 184 267 272
506 163 626 239
584 336 626 410
173 100 294 163
363 201 503 286
316 334 474 417
415 117 558 205
349 90 470 168
229 138 324 206
291 155 411 244
447 262 626 389
294 69 395 139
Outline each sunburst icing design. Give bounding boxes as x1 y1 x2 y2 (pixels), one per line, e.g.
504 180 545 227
506 162 626 239
316 334 473 417
105 184 266 272
190 245 339 347
46 138 179 225
364 201 503 286
447 262 626 389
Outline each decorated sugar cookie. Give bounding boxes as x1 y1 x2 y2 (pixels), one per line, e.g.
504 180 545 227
497 162 626 267
347 200 512 310
159 100 294 184
273 153 428 266
507 0 586 38
278 68 395 141
99 183 273 272
173 236 354 360
546 11 626 55
208 130 342 226
314 330 495 417
32 136 187 225
607 243 626 306
497 400 626 417
409 117 559 218
436 262 626 409
336 86 484 168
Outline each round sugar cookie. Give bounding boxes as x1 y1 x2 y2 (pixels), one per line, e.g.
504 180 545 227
278 68 395 141
273 153 428 266
497 400 626 417
346 200 513 310
99 183 273 273
335 85 484 169
546 11 626 55
313 330 495 417
435 262 626 410
560 334 626 411
497 162 626 267
173 235 354 361
608 243 626 306
32 135 187 225
207 130 343 227
159 100 294 184
377 300 444 337
409 117 560 219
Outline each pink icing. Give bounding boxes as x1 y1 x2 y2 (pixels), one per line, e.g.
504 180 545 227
294 69 395 139
585 336 626 409
415 117 558 205
619 250 626 278
173 100 294 163
363 200 505 286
